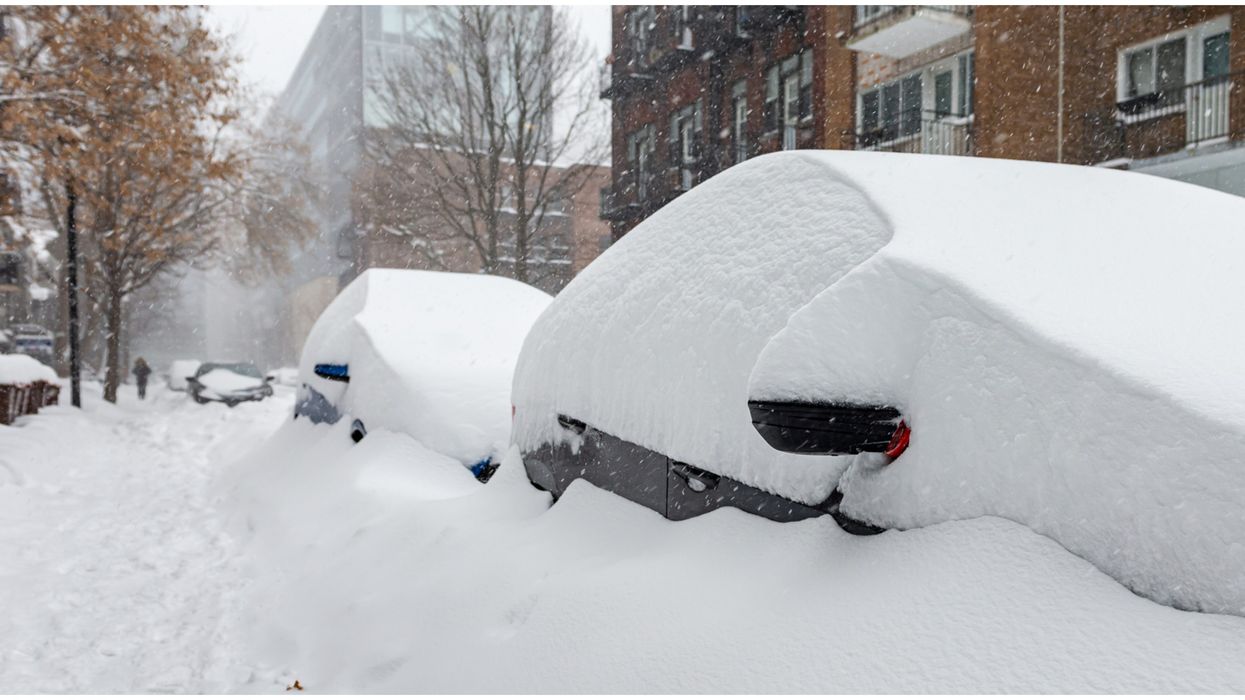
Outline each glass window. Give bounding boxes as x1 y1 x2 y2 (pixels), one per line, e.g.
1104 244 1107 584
958 52 975 116
1204 32 1230 79
900 75 922 135
861 91 880 135
934 71 953 117
1127 47 1155 96
1156 38 1187 95
382 6 403 43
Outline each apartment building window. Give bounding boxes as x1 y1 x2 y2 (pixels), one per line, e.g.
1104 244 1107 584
1118 17 1230 111
675 6 694 50
626 125 656 200
765 49 814 146
732 80 749 164
626 6 655 67
670 101 703 190
860 75 921 144
958 52 976 117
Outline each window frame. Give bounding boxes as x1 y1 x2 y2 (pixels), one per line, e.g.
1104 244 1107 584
856 49 974 147
1116 15 1231 121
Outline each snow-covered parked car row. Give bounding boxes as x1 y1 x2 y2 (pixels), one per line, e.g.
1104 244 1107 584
296 151 1245 618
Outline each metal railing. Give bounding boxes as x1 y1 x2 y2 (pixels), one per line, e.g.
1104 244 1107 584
853 110 974 156
854 5 972 29
1116 72 1237 146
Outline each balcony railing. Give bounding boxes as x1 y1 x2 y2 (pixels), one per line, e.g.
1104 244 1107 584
854 5 970 28
1116 71 1238 148
852 110 974 156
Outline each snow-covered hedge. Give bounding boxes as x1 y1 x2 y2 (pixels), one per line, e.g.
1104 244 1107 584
747 151 1245 615
0 353 57 385
300 269 551 465
512 153 893 503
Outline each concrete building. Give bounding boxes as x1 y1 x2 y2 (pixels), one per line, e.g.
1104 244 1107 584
273 6 611 301
604 5 1245 238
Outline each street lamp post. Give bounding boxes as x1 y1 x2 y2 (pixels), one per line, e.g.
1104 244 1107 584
65 182 81 408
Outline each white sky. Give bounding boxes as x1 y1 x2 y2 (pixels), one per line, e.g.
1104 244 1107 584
206 5 613 101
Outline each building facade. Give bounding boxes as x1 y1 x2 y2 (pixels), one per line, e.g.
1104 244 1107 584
604 5 1245 238
275 6 611 300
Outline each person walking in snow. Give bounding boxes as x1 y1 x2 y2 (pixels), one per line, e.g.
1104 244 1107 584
132 357 152 400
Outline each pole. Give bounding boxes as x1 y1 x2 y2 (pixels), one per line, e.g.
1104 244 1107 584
65 182 81 408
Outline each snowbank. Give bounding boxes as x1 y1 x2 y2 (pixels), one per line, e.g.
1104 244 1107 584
299 269 551 465
167 360 201 391
0 353 57 385
512 154 893 503
747 150 1245 615
221 422 1245 692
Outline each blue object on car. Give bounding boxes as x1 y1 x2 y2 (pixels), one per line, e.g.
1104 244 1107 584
313 363 350 382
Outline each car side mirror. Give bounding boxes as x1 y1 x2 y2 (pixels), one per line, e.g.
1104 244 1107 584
264 374 275 383
186 376 196 383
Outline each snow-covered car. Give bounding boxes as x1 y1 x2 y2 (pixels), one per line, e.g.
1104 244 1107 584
10 324 54 365
512 152 892 529
187 361 273 406
516 150 1245 617
741 150 1245 617
167 359 202 392
295 268 551 480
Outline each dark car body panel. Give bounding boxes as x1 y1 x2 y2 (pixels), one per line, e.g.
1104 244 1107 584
749 400 902 455
294 384 342 425
524 415 839 525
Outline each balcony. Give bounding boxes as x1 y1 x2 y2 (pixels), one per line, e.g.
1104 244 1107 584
1114 72 1238 157
847 6 973 58
851 110 974 156
599 54 660 100
736 6 804 33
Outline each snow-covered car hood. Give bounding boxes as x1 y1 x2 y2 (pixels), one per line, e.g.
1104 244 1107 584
298 269 552 465
197 369 266 397
743 150 1245 616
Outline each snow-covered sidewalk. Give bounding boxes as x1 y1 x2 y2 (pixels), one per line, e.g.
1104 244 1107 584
0 384 290 692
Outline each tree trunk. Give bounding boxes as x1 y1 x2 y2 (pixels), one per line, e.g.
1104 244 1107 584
102 289 123 403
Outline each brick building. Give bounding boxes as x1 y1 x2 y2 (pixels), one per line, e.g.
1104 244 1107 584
604 5 1245 238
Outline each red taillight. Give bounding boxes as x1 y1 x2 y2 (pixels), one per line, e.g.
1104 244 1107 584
884 420 910 459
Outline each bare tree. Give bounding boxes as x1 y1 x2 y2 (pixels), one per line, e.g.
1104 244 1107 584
364 5 607 284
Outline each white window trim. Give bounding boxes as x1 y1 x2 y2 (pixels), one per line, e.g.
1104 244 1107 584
1115 15 1231 111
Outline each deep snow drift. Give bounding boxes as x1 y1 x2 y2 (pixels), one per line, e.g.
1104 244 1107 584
512 154 892 503
221 418 1245 692
746 151 1245 616
0 382 289 692
300 269 551 465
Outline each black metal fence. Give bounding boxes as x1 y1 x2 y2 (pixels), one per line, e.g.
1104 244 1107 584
852 110 974 156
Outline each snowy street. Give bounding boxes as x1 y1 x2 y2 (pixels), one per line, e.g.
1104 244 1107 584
4 383 1245 692
0 385 289 692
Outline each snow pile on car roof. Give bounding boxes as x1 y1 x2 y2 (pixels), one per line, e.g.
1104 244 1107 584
748 151 1245 616
512 153 894 503
0 353 57 384
300 269 551 465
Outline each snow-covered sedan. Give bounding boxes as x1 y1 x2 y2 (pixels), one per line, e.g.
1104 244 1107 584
512 152 893 531
295 268 551 481
187 362 273 406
